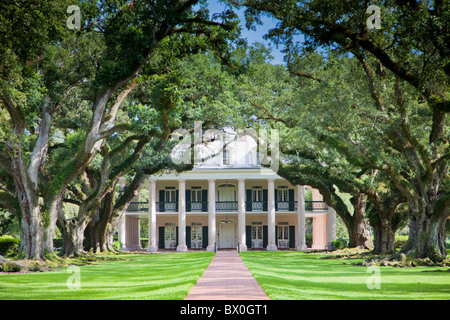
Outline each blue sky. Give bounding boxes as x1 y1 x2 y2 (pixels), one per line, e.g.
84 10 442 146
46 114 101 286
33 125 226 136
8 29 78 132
206 0 285 65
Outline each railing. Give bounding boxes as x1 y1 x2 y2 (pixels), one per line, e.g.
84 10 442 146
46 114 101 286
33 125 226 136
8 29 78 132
215 201 238 211
126 200 328 212
126 202 148 212
190 201 205 211
305 201 328 211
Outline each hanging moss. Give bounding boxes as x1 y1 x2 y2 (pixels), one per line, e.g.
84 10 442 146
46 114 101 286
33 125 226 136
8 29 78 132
42 210 50 229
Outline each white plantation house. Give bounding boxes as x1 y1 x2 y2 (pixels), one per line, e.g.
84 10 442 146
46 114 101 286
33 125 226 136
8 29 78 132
118 129 336 252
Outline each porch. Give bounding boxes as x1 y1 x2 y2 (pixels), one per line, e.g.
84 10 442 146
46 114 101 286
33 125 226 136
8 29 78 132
119 177 335 252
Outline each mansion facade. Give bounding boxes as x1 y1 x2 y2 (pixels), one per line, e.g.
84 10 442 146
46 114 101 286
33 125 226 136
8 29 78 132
118 131 336 252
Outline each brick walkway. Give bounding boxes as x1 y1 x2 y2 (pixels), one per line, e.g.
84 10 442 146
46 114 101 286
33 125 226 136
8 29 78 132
184 250 270 300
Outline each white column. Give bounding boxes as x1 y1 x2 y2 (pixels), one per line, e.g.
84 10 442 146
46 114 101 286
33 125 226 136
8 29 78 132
177 179 188 252
267 178 277 251
327 206 336 249
238 179 247 252
118 214 126 250
147 180 158 252
137 218 142 250
207 179 216 251
296 185 308 251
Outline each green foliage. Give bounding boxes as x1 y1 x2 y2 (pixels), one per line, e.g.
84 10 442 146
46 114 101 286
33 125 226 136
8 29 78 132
331 239 346 250
0 261 22 273
0 235 20 256
240 0 450 111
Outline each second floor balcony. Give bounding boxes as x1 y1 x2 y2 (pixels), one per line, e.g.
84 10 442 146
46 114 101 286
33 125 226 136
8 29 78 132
126 200 328 213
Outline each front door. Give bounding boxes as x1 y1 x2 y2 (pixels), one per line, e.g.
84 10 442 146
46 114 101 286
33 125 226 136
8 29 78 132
217 222 236 249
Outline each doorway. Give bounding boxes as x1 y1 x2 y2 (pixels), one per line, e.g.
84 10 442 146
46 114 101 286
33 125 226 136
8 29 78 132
217 219 236 249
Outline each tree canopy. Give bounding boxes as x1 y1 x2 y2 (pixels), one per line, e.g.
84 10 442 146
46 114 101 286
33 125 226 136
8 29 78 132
0 0 448 262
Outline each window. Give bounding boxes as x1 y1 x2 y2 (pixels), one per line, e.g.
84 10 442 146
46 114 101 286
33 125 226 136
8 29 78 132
165 188 176 203
256 148 261 165
251 225 263 240
191 226 202 241
277 188 289 202
252 186 263 202
164 223 176 241
278 226 289 239
222 149 230 165
191 189 202 202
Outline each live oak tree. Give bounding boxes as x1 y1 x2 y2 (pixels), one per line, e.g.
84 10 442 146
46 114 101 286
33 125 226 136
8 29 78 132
0 0 239 259
233 0 449 261
236 48 405 251
62 50 241 255
0 0 75 259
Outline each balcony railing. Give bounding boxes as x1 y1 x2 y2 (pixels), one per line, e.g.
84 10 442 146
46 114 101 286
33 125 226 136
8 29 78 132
305 201 329 211
127 200 328 212
216 201 238 211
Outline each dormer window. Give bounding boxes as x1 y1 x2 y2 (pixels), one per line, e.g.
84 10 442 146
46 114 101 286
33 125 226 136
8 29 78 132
223 149 230 165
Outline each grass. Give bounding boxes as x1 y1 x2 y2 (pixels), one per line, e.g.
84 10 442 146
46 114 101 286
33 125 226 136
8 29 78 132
0 252 214 300
239 251 450 300
2 250 450 300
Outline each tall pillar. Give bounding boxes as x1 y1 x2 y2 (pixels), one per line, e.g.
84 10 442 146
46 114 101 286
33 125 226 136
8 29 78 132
207 179 216 251
327 206 336 249
237 179 247 251
296 185 308 251
267 178 277 251
177 179 188 252
147 180 158 252
126 215 141 251
118 214 126 250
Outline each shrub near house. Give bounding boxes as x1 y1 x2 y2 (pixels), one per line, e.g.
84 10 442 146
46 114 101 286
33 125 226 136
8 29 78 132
0 236 20 256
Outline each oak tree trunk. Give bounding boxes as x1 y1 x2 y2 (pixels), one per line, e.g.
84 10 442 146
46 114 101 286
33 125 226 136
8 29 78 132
347 193 373 249
19 204 45 259
398 207 448 262
372 217 396 254
58 218 86 257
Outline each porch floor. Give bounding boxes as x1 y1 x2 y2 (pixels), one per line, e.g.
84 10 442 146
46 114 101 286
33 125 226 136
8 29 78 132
184 250 270 300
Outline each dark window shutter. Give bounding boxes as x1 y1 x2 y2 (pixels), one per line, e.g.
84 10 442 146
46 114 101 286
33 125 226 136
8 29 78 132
275 226 278 247
202 189 208 211
186 226 191 248
289 189 295 211
246 226 252 248
246 190 252 211
202 226 208 248
158 226 165 249
289 226 295 248
275 188 278 211
263 226 268 248
186 189 191 212
159 190 165 212
176 226 179 246
263 189 268 211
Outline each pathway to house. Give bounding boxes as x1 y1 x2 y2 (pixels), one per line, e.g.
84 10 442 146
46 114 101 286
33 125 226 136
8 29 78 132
184 250 270 300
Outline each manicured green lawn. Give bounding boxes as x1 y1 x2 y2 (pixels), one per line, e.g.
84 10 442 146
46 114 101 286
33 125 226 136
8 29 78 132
240 251 450 300
3 250 449 300
0 252 214 300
